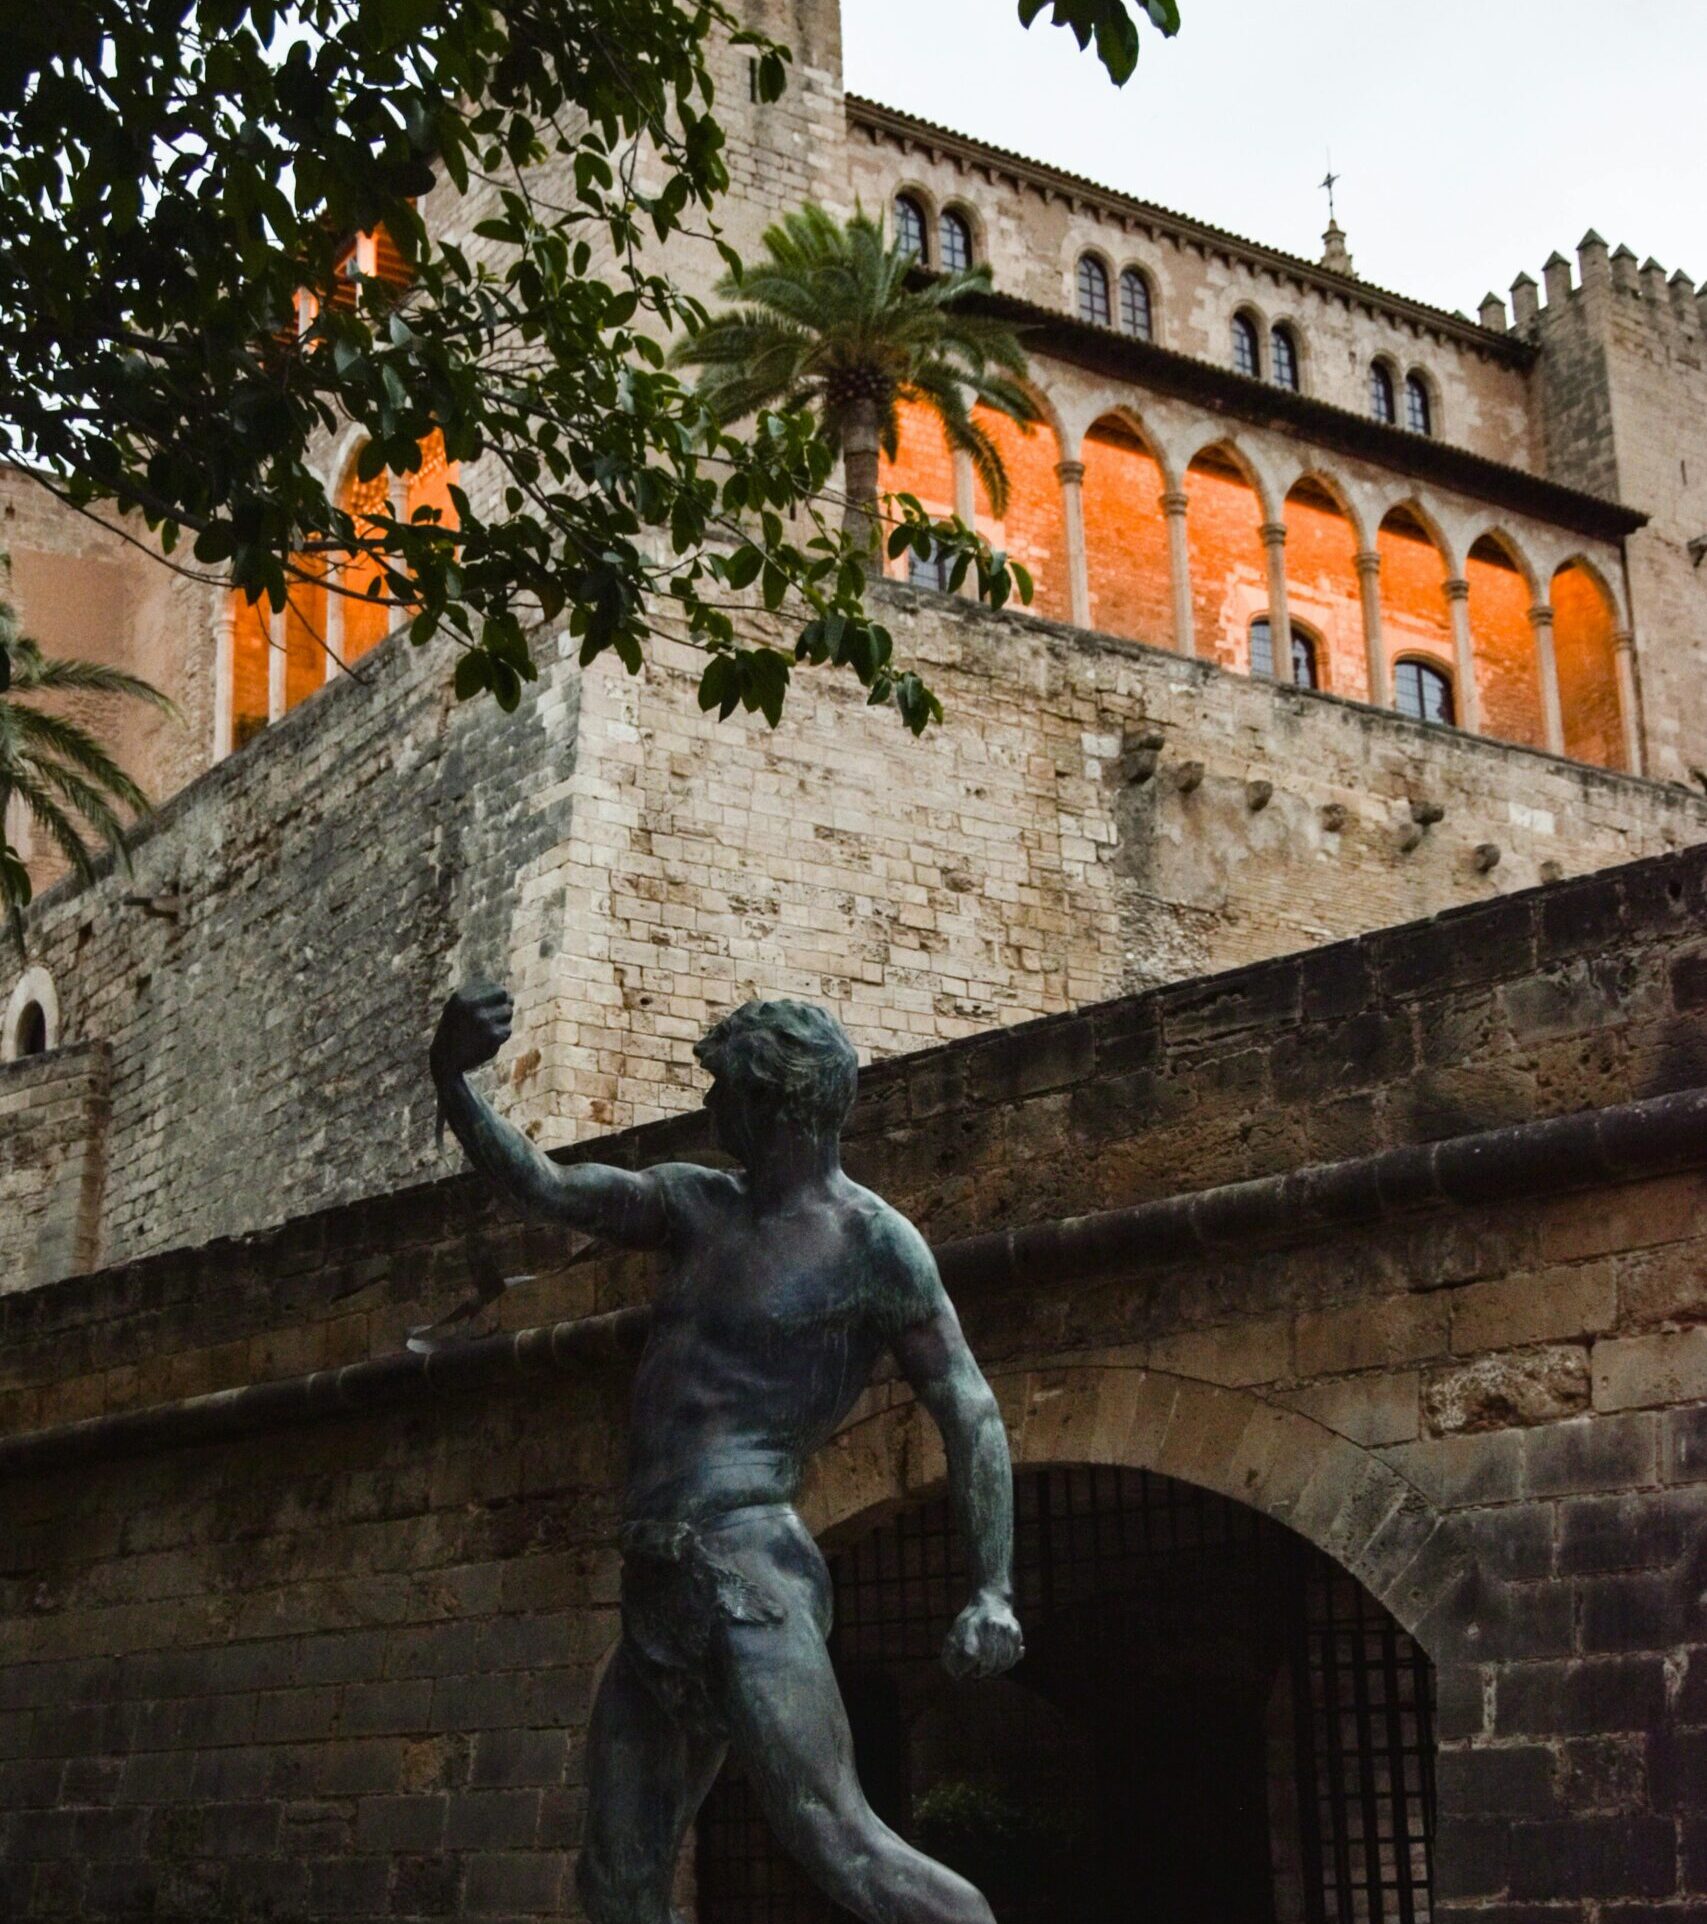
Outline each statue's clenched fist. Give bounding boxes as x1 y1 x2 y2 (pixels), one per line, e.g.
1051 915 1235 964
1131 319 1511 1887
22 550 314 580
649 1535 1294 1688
431 981 513 1077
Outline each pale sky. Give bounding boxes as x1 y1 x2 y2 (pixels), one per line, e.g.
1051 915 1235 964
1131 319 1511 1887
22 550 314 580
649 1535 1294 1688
842 0 1707 318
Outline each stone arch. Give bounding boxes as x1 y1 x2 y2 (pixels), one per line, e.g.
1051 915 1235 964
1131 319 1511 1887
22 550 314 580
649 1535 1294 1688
1070 242 1117 325
1078 409 1174 646
1269 315 1307 393
888 182 937 263
1114 259 1160 343
936 196 983 269
1466 526 1546 748
1182 436 1275 673
4 964 60 1060
1551 554 1628 770
801 1365 1451 1652
1404 364 1442 438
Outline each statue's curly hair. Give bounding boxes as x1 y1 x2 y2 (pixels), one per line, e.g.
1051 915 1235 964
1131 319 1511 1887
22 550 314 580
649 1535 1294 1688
694 999 859 1136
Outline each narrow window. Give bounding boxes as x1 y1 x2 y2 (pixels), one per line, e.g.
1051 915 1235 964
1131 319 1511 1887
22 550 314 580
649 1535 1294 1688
1077 254 1111 326
1405 374 1433 436
14 1002 47 1057
1394 658 1455 724
1249 616 1274 678
893 195 927 263
939 209 973 273
1291 628 1318 689
1231 312 1260 378
1370 362 1397 425
1271 324 1300 392
1119 268 1153 341
908 541 951 592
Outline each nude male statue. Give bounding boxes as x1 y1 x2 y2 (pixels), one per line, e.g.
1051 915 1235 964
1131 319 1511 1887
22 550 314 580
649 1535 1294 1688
430 984 1023 1924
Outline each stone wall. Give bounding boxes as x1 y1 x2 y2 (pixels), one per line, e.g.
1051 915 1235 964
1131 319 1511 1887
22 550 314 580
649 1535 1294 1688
0 1043 108 1294
2 846 1707 1919
8 583 1707 1280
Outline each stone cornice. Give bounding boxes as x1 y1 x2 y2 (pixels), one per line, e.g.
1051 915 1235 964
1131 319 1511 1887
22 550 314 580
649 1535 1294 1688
6 1084 1706 1474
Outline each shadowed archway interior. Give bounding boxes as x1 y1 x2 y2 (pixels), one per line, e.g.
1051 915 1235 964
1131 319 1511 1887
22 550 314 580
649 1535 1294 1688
698 1466 1435 1924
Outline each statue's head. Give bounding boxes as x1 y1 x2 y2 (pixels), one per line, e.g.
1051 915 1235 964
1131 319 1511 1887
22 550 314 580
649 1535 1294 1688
694 999 859 1161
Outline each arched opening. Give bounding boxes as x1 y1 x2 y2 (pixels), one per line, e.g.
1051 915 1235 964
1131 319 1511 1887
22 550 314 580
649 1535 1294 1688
1077 254 1112 328
1376 506 1453 712
1231 311 1261 379
940 209 974 273
1465 533 1543 748
1394 656 1456 726
1271 324 1301 393
877 399 1067 624
1282 478 1365 698
698 1466 1436 1924
1369 362 1397 427
1551 561 1626 771
1080 414 1172 646
13 1000 47 1057
1403 374 1433 438
1186 445 1269 676
894 195 928 263
1118 268 1154 342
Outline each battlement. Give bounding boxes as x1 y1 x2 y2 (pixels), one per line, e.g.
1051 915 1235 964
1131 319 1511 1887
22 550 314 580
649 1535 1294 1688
1482 231 1707 342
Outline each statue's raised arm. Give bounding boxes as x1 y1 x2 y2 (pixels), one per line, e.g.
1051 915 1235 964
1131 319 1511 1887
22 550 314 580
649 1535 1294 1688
430 982 669 1249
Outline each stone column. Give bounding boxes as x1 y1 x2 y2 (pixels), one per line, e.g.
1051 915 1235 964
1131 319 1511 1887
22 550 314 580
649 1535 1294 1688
1260 521 1292 683
1444 577 1480 732
213 593 236 761
952 448 976 527
1614 630 1644 774
1163 489 1194 657
268 603 287 724
324 567 344 681
1354 549 1387 707
1530 601 1565 755
1056 459 1091 629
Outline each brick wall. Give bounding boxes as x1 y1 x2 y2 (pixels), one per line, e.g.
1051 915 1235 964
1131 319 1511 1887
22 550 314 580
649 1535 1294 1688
7 583 1707 1280
0 1043 108 1293
3 846 1707 1918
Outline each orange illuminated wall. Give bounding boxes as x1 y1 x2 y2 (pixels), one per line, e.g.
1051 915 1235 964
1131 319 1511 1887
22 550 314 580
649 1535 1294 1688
1377 511 1454 702
1467 537 1543 749
340 464 397 663
230 595 270 749
877 398 1067 622
1553 562 1625 770
1080 418 1171 647
1281 481 1365 699
1184 450 1266 674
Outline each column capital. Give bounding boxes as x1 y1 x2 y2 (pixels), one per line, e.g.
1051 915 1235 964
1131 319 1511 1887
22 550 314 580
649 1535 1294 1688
1443 576 1470 602
1161 489 1189 516
1353 549 1381 578
1259 520 1287 548
1054 459 1086 486
1614 628 1636 654
1528 602 1556 629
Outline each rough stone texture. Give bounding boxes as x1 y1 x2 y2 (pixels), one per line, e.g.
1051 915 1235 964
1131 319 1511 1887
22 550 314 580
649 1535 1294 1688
0 1043 108 1292
7 585 1705 1282
2 847 1707 1918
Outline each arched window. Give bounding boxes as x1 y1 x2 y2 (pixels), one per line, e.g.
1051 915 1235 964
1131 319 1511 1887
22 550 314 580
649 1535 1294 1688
4 966 58 1061
1249 617 1320 688
1119 268 1153 341
939 209 973 273
1394 657 1455 725
893 195 927 263
1077 254 1111 327
1370 361 1397 425
1271 324 1300 392
1404 373 1433 436
1231 312 1260 378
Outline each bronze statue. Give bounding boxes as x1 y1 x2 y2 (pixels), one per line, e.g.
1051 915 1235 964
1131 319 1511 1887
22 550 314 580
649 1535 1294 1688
431 985 1022 1924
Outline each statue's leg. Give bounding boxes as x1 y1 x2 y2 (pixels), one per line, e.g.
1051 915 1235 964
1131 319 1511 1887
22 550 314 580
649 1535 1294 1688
717 1610 996 1924
577 1640 727 1924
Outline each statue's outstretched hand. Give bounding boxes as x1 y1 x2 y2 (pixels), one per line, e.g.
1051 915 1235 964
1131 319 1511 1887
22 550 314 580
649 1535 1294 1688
942 1592 1024 1679
432 982 512 1077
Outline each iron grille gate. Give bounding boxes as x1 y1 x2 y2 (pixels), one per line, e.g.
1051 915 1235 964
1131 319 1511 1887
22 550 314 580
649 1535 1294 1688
697 1467 1434 1924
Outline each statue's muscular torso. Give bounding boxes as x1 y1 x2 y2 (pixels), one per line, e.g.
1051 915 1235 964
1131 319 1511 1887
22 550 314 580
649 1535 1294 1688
623 1166 931 1524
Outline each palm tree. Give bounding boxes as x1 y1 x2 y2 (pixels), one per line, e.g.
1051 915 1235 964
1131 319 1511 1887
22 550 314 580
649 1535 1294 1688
676 204 1040 549
0 585 174 942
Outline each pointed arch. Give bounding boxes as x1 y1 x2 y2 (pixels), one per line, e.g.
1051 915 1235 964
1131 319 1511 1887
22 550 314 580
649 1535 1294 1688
1551 557 1627 771
1466 529 1545 748
1079 410 1174 646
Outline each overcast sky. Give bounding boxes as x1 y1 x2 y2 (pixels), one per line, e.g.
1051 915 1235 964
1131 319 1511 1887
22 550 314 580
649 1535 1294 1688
841 0 1707 318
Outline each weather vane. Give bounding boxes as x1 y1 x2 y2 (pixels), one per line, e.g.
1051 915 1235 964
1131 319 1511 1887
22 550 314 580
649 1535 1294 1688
1320 154 1340 224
